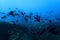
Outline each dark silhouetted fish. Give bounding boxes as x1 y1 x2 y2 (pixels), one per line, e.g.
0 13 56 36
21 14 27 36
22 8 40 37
34 14 40 22
20 11 25 16
49 10 53 13
11 21 16 25
25 15 29 17
18 10 21 13
1 16 6 19
8 11 15 17
46 11 48 13
2 12 5 14
0 12 1 13
24 17 28 22
8 8 11 9
48 26 58 35
16 20 19 23
30 29 36 34
15 8 18 10
45 18 48 21
38 29 46 35
15 13 20 17
49 20 52 24
20 39 23 40
29 12 33 19
56 16 60 20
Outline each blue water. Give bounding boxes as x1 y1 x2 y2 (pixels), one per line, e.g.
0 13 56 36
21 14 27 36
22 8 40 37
0 0 60 26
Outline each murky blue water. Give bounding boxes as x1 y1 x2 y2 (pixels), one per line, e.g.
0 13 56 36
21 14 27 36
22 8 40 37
0 0 60 26
0 0 60 40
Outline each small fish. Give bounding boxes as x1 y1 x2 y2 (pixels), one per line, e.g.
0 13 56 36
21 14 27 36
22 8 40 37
18 10 20 12
11 21 16 25
2 12 5 14
49 10 53 13
15 13 20 17
7 14 10 16
40 29 46 35
8 11 15 17
20 38 23 40
15 8 18 10
36 28 46 35
56 16 60 20
24 17 28 22
8 8 11 9
49 20 52 24
1 16 6 19
20 11 25 16
16 20 19 22
25 15 29 17
46 11 48 13
0 12 1 13
29 12 33 19
34 14 40 22
31 29 35 34
45 18 48 20
48 27 58 35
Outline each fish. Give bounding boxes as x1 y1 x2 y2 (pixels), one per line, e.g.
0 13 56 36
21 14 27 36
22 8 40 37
15 13 20 17
24 17 28 22
36 28 46 35
34 14 40 22
25 15 29 17
11 21 16 25
1 16 6 19
29 12 33 19
48 26 58 35
15 8 18 10
16 20 19 23
2 12 5 14
8 11 15 17
49 20 52 24
20 11 25 16
56 16 60 20
39 29 46 35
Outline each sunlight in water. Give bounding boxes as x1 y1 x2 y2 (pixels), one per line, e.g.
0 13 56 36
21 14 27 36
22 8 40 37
0 0 46 12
